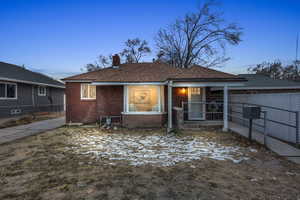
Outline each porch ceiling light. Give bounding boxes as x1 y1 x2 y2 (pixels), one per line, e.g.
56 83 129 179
180 88 186 95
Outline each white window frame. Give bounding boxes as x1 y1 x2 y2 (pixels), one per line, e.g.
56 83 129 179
122 85 165 115
38 86 47 96
0 82 17 100
80 83 96 100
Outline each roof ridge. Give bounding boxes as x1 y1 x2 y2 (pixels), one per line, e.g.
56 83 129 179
63 62 243 82
62 67 113 80
192 64 237 76
0 61 64 86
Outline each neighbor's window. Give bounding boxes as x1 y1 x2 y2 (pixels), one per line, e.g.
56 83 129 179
38 86 47 96
125 85 164 113
81 84 96 99
0 82 17 99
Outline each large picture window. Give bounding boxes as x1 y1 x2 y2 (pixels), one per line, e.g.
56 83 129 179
0 82 17 99
125 85 164 113
81 84 96 100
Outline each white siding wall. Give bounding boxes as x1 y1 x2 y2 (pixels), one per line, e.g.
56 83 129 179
229 92 300 143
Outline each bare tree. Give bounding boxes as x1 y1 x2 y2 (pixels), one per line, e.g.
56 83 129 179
155 0 242 68
84 38 151 71
120 38 151 63
248 60 300 80
84 54 112 72
248 61 283 79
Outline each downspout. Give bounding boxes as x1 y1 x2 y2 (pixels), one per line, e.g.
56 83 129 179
223 85 228 132
167 80 173 133
32 85 35 107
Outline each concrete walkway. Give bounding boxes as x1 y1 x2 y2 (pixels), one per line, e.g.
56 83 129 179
229 122 300 164
0 117 65 144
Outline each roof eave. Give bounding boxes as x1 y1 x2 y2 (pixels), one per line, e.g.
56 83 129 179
168 78 247 82
229 86 300 90
0 77 65 88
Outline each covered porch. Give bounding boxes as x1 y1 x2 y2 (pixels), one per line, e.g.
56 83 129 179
167 81 242 132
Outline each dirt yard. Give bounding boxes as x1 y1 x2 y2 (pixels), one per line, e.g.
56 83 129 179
0 112 65 129
0 127 299 200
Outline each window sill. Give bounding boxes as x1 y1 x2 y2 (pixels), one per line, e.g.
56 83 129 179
121 112 166 115
80 98 96 101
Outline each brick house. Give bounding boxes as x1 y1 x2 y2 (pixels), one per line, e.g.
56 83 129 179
62 55 245 131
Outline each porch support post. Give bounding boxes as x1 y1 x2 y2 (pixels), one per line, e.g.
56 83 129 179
223 85 228 132
168 81 173 132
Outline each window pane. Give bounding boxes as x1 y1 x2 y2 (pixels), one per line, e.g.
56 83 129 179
128 86 159 112
89 85 96 98
7 84 16 98
81 84 89 98
0 84 5 98
38 87 46 95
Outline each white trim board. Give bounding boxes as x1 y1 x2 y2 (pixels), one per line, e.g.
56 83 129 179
0 77 65 88
88 81 245 87
229 86 300 90
121 112 167 115
211 86 300 91
172 82 245 87
92 82 167 86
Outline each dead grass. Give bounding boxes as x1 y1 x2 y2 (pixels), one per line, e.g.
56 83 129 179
0 127 299 200
0 112 64 129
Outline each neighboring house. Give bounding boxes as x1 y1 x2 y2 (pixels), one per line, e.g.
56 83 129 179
228 74 300 143
230 74 300 93
0 62 65 118
62 55 245 131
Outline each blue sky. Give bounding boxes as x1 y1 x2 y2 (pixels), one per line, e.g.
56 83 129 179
0 0 299 78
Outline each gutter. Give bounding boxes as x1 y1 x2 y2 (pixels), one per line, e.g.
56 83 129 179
229 86 300 90
0 77 65 89
91 81 168 86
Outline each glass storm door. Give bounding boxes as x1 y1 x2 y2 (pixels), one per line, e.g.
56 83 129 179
188 87 205 120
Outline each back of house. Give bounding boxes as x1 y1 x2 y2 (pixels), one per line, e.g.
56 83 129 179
0 62 65 118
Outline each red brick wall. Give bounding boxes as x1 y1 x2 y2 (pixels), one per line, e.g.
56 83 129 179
66 83 168 127
96 86 123 116
172 87 188 107
66 82 97 123
122 114 167 128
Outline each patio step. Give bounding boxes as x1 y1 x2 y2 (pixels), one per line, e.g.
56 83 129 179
182 121 223 129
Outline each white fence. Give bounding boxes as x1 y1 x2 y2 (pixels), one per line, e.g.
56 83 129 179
229 93 300 143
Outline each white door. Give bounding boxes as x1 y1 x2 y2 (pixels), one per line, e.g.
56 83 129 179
188 87 206 120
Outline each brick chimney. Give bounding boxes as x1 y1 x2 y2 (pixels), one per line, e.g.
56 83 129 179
112 54 120 67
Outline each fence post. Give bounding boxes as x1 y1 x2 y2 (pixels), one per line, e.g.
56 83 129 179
242 103 246 126
296 111 299 145
263 111 267 147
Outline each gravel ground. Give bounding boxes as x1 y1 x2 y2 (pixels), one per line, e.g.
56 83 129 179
69 129 255 166
0 127 299 200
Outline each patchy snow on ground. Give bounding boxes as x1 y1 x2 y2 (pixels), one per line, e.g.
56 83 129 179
69 132 251 166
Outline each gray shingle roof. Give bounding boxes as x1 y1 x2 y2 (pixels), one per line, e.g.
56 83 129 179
232 74 300 89
0 62 64 88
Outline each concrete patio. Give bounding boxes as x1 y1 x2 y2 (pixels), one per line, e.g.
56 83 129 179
229 122 300 164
